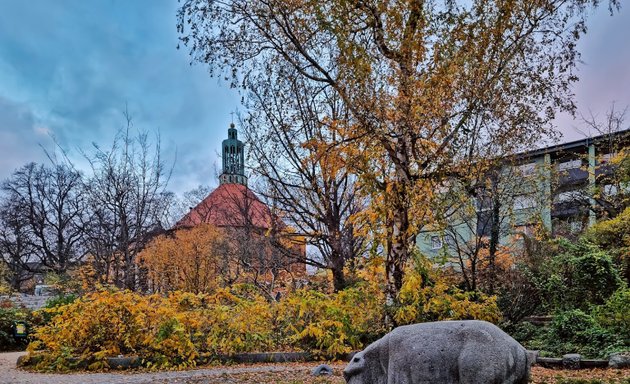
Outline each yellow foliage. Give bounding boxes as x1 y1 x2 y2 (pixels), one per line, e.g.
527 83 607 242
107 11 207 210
0 262 12 295
395 258 502 325
28 256 504 372
28 289 198 371
277 285 384 356
27 285 386 371
138 224 228 293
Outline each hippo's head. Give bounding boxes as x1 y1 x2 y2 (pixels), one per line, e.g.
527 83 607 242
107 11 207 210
343 352 366 384
343 338 389 384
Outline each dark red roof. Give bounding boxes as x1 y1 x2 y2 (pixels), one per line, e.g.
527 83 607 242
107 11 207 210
175 183 279 230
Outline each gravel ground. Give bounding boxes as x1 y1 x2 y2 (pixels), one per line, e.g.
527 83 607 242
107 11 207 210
0 352 344 384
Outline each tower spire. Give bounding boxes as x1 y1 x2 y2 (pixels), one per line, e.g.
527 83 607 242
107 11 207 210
219 122 247 185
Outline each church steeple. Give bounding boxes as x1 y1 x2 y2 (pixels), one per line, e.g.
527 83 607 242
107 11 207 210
219 123 247 185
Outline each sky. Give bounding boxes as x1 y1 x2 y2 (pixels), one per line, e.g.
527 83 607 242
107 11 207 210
0 0 629 195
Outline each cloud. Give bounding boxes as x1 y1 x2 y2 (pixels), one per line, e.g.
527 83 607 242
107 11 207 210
0 97 55 178
1 0 625 193
555 7 630 141
0 0 241 193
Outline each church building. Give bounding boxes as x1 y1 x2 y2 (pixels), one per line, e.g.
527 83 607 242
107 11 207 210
175 123 276 230
175 123 305 288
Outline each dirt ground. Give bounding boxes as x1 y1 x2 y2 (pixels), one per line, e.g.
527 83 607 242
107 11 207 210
1 352 628 384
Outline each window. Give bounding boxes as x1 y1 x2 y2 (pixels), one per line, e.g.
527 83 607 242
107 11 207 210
603 184 618 196
570 221 582 233
431 236 443 249
514 225 532 236
600 153 614 164
557 159 581 171
476 196 491 211
513 195 536 210
555 191 577 203
476 210 492 237
517 163 536 177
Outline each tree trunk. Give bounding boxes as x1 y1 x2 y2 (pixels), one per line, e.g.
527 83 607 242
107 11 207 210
385 190 411 324
331 255 346 292
328 230 347 292
124 252 136 290
10 272 21 291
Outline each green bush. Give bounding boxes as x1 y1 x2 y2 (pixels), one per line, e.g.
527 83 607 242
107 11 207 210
0 301 34 351
584 207 630 284
593 287 630 346
515 304 629 359
536 239 622 311
549 309 619 357
44 294 78 309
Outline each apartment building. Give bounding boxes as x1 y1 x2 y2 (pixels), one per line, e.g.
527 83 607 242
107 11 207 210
418 129 630 258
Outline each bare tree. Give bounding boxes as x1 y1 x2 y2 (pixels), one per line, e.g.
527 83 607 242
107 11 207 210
439 161 539 293
579 103 630 218
82 112 172 290
0 162 86 279
0 193 36 290
219 184 301 299
244 69 366 292
170 185 212 225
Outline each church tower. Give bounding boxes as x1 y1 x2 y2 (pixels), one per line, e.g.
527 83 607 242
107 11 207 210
219 123 247 185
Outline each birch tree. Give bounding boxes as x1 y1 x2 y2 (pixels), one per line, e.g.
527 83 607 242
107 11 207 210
178 0 618 306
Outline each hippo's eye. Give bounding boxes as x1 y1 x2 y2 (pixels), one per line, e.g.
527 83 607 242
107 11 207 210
353 356 361 363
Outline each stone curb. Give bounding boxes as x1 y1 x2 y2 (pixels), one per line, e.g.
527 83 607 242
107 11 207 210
17 351 354 370
530 351 613 370
18 350 623 371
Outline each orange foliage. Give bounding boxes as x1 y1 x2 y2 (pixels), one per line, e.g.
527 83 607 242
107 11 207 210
138 224 229 293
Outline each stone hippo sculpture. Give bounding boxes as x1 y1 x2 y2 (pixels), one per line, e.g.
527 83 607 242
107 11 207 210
343 320 529 384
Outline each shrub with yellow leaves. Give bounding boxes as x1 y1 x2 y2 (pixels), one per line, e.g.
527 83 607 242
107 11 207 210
28 290 199 371
26 257 501 372
27 284 387 371
277 284 384 357
395 256 502 325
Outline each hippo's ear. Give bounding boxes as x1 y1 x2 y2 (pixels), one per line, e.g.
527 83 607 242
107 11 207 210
343 354 365 381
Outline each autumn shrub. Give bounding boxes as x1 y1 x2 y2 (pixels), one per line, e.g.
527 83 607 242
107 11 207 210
28 290 198 371
495 265 541 325
277 284 384 356
30 289 271 370
26 262 507 372
395 257 502 325
169 289 277 356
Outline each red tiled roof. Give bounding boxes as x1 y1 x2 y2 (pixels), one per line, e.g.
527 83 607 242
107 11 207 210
175 183 280 230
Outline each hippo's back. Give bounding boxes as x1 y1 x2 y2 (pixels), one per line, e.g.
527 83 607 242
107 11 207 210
387 320 529 384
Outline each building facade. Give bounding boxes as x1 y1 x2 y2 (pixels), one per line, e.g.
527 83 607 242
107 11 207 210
418 129 630 259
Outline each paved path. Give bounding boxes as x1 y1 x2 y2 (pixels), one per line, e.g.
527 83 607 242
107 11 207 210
0 352 331 384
